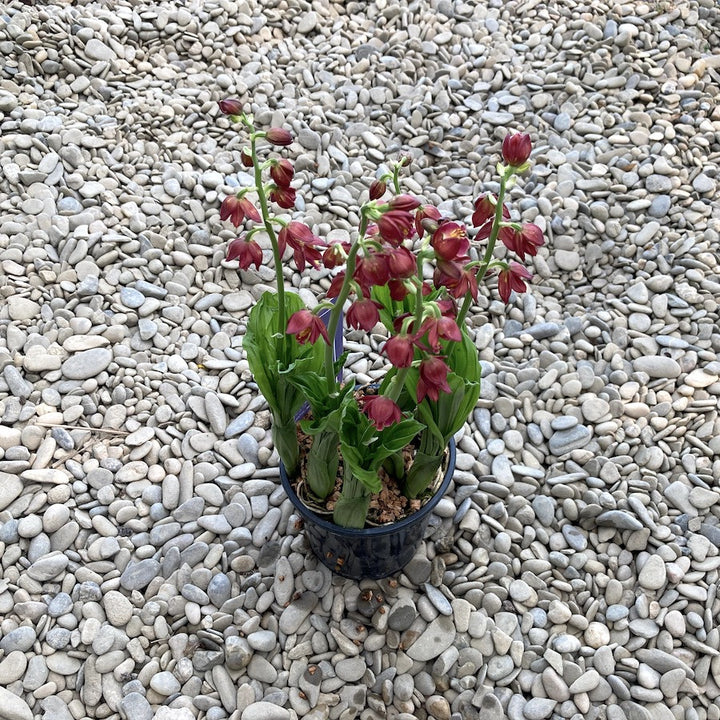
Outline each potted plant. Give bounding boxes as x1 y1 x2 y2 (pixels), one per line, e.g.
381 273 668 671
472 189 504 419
216 99 543 579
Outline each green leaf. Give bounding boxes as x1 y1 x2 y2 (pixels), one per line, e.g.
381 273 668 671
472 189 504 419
371 283 396 333
352 466 383 494
272 418 299 477
244 291 324 423
446 327 481 383
306 430 339 499
333 493 371 529
379 418 423 455
244 291 326 472
404 451 444 499
382 451 405 480
334 350 350 377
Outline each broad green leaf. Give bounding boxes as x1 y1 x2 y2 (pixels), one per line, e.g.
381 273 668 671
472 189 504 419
447 328 481 382
244 290 324 422
244 290 325 472
378 418 423 456
350 466 383 494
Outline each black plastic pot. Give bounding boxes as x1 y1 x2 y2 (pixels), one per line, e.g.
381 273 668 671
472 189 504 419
280 439 456 580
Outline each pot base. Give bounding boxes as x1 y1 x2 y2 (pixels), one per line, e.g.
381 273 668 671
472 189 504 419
280 439 456 580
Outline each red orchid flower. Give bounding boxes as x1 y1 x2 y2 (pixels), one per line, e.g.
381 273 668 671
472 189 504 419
417 356 452 403
415 204 442 239
269 185 296 209
278 222 325 272
220 196 261 226
359 395 402 431
497 261 532 303
431 222 469 262
377 209 415 246
322 241 348 269
388 194 421 212
270 159 294 188
499 223 544 261
347 298 383 332
226 236 263 270
266 127 293 146
388 279 410 301
286 309 329 345
384 334 416 368
433 260 478 300
355 252 390 288
471 193 509 230
218 98 243 116
387 246 416 279
327 272 346 299
369 180 387 200
417 316 462 353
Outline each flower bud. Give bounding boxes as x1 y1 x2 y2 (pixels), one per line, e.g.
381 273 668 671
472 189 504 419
218 98 243 116
240 149 254 168
389 194 420 212
270 159 294 187
501 132 532 167
369 179 387 200
265 128 293 146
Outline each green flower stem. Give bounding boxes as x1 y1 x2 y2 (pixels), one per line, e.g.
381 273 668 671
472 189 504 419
323 216 368 388
391 164 402 194
251 134 287 360
457 169 513 326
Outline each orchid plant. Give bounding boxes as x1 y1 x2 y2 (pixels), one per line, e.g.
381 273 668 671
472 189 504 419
217 98 544 528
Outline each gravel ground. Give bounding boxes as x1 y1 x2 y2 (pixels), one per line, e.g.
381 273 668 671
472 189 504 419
1 1 720 720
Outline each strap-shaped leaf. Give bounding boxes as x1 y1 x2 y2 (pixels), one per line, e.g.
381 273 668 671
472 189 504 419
306 429 339 499
333 492 371 529
405 451 444 499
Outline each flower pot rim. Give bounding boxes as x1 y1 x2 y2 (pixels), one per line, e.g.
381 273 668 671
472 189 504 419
280 437 456 538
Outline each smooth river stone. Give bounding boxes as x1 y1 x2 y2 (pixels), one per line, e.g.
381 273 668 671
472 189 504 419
632 356 681 379
406 616 456 661
0 471 23 510
0 687 33 720
61 348 112 379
